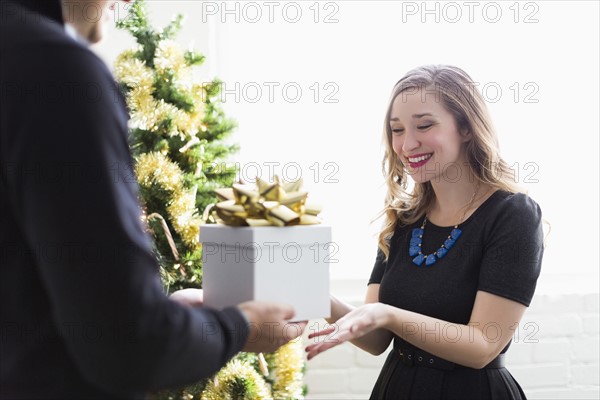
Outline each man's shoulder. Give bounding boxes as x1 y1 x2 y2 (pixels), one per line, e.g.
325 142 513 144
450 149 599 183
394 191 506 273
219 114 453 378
1 2 65 47
0 5 109 81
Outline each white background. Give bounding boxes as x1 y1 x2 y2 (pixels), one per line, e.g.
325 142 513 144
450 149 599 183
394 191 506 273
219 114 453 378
95 1 599 291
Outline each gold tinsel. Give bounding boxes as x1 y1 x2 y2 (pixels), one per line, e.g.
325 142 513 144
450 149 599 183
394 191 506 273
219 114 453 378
127 84 154 113
115 43 207 138
171 107 203 139
135 153 200 247
131 98 181 134
114 50 154 90
200 359 272 400
154 39 186 75
114 50 159 131
200 341 305 400
136 152 182 192
270 339 305 400
166 186 202 247
154 39 207 138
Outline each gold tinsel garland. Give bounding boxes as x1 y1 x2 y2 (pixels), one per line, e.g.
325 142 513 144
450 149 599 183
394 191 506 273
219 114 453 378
135 152 201 247
114 48 154 89
166 185 202 247
154 39 186 75
115 46 205 138
200 359 272 400
136 152 182 192
270 339 305 399
200 340 305 400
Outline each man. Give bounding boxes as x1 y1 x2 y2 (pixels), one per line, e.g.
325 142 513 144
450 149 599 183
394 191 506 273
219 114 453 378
0 1 303 398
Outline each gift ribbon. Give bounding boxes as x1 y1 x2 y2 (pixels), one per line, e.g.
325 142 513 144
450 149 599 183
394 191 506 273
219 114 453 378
211 176 322 226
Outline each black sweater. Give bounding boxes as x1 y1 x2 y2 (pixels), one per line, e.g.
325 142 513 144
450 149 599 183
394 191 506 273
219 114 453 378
0 1 248 398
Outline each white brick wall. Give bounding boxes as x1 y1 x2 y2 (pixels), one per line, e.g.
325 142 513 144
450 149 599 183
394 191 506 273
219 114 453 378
301 283 600 399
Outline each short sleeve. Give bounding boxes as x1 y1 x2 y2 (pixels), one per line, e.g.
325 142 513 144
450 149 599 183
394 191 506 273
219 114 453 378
478 193 544 306
368 248 387 285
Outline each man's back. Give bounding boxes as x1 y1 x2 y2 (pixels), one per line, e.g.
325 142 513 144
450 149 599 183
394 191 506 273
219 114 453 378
0 2 249 398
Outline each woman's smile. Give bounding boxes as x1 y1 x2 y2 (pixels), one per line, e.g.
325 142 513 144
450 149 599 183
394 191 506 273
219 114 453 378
407 152 433 169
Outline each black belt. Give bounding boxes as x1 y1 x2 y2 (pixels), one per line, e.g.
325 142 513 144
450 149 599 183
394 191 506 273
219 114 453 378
396 347 505 371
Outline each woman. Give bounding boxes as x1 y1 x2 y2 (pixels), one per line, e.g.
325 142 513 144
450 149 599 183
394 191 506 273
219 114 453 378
306 65 544 399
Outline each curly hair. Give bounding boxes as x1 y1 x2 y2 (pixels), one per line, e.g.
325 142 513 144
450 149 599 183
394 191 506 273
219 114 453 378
377 65 522 260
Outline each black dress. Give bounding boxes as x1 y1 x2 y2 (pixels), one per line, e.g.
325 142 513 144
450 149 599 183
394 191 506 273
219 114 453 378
368 190 544 399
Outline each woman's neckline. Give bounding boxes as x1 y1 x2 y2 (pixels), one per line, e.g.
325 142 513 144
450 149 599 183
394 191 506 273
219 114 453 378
424 189 506 230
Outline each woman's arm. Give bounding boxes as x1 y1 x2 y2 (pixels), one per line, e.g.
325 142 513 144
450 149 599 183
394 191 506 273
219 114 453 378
315 284 393 356
383 290 527 368
307 290 527 368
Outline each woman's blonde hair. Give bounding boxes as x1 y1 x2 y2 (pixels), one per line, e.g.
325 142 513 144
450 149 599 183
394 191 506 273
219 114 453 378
378 65 522 259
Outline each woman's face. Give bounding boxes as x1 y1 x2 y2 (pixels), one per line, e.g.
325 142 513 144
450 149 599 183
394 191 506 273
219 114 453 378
389 88 470 184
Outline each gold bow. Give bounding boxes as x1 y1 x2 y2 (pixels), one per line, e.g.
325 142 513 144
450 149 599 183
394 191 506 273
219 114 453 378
210 176 322 226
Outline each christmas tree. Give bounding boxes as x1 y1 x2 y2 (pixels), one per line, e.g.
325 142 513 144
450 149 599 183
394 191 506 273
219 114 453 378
114 0 236 291
114 1 306 398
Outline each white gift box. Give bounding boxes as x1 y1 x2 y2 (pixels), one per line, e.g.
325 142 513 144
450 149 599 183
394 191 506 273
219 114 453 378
199 224 331 321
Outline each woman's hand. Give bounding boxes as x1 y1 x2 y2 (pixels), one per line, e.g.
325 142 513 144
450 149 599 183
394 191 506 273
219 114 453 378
305 302 391 360
169 288 204 307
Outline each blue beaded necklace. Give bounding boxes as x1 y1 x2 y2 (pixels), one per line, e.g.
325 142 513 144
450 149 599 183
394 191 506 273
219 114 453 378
409 217 462 266
409 188 479 267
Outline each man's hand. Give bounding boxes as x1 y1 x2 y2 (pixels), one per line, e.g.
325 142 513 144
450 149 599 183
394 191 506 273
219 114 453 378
169 288 204 307
238 301 307 353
